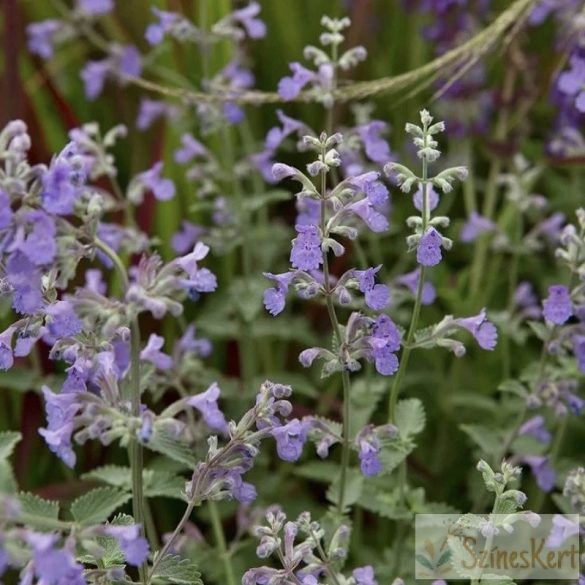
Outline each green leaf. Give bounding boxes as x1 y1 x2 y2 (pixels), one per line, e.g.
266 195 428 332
0 431 22 460
82 465 185 500
82 465 131 489
0 461 17 494
348 379 387 436
151 554 203 585
460 424 504 455
395 398 426 439
498 379 528 398
98 514 135 568
526 320 549 341
147 427 196 468
243 190 290 212
70 487 131 526
293 461 340 483
19 492 60 520
325 469 364 513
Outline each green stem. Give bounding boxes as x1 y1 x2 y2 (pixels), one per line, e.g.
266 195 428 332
319 156 351 515
93 238 147 583
208 500 237 585
388 153 429 423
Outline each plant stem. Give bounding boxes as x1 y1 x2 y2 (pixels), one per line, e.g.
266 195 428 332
319 156 351 515
388 154 429 423
93 238 147 583
208 500 237 585
148 500 195 584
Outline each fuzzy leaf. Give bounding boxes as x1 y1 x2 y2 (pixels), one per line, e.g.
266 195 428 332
82 465 131 489
151 554 203 585
70 487 131 526
0 431 22 460
460 424 504 455
98 514 135 568
326 469 364 513
0 461 17 494
82 466 186 500
147 427 196 468
19 492 60 520
293 461 340 483
395 398 426 439
243 190 290 212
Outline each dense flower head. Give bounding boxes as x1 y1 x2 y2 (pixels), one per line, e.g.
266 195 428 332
367 314 401 375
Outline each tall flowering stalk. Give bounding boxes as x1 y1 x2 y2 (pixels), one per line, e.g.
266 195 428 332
384 110 468 422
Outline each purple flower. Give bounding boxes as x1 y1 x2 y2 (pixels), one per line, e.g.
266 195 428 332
356 121 391 163
353 566 378 585
231 2 267 39
77 0 114 14
175 242 218 297
6 252 44 315
39 384 82 468
413 184 439 212
574 335 585 373
460 211 496 243
523 455 556 492
296 198 321 226
266 110 306 150
557 54 585 114
171 221 206 255
0 190 13 229
417 227 443 266
271 419 308 462
145 8 182 45
546 514 580 548
136 98 180 130
358 437 382 477
0 327 15 371
27 533 85 585
81 45 142 101
542 285 573 324
137 162 175 201
177 324 212 358
85 269 107 295
174 133 208 164
41 145 85 215
518 416 551 444
45 301 83 340
263 271 296 316
290 225 322 271
278 63 315 100
26 20 61 59
368 314 402 376
140 334 173 370
395 268 436 305
453 308 498 350
187 382 228 433
20 210 57 266
103 525 150 566
225 471 257 503
354 266 390 311
346 198 389 233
